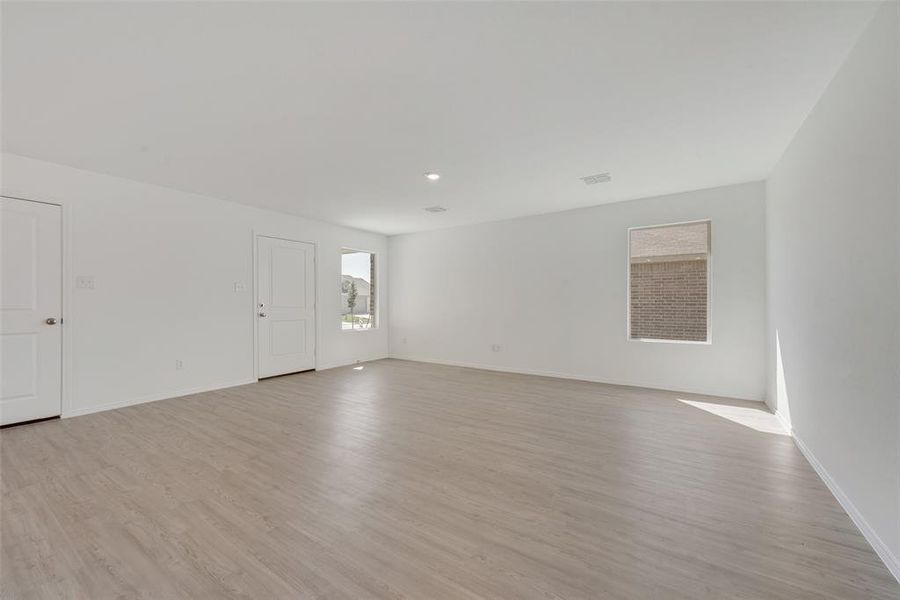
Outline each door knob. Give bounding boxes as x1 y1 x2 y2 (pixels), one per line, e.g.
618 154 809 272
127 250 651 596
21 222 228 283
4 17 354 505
45 317 58 325
259 312 267 318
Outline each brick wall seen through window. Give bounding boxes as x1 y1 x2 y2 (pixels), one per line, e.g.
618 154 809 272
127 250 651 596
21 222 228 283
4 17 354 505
629 221 710 342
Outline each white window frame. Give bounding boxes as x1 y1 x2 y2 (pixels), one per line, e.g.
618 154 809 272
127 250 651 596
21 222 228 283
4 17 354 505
626 219 712 345
340 247 378 332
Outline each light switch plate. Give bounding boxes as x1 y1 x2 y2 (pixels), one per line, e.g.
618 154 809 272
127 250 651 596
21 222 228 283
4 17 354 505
233 282 247 292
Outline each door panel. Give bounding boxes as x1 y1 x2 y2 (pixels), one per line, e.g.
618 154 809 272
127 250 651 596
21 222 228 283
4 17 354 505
1 197 62 425
271 319 305 356
271 247 305 306
257 236 315 377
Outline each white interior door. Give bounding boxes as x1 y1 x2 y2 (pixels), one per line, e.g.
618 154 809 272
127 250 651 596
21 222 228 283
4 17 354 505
1 197 62 426
257 236 316 378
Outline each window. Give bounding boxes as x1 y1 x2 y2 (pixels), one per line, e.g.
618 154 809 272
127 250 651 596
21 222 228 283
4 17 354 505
628 220 710 342
341 249 376 330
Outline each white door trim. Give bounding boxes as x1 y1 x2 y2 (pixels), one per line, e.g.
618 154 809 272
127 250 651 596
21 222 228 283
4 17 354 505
1 194 68 422
252 231 318 380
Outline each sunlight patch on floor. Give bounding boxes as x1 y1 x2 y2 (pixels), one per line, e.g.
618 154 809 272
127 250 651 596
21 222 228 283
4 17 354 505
678 399 789 435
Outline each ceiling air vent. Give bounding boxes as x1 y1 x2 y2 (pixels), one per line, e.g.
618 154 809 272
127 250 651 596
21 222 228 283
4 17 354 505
424 206 447 213
580 172 611 185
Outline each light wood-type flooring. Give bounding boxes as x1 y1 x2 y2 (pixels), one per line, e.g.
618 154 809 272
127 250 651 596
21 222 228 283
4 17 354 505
2 359 897 599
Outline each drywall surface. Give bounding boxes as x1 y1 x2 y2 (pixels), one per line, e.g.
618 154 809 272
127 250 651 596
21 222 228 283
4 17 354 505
766 1 899 574
390 181 766 401
1 153 388 416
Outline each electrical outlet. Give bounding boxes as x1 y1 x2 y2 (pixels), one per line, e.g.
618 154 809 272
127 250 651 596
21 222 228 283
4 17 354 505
233 282 247 292
75 276 95 290
491 344 501 352
402 337 408 344
175 359 184 370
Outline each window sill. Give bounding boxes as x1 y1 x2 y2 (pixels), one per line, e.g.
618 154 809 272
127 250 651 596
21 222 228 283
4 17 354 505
628 337 711 345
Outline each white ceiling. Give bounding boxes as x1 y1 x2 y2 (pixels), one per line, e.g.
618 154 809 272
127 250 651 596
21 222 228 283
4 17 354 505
1 1 878 235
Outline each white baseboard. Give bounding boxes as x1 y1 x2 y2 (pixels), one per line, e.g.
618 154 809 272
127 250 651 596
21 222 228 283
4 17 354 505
792 433 900 583
388 354 763 402
62 356 391 418
774 409 792 435
63 378 257 418
316 354 389 372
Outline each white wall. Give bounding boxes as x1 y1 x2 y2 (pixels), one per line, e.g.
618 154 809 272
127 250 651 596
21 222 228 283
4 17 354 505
1 153 389 416
766 2 899 577
390 181 766 401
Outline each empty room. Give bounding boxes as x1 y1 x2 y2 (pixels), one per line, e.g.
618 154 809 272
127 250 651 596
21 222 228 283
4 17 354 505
1 1 898 598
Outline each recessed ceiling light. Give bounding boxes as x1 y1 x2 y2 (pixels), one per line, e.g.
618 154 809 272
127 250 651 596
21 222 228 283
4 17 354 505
424 172 441 181
424 206 447 213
